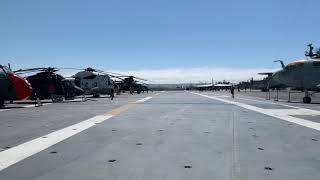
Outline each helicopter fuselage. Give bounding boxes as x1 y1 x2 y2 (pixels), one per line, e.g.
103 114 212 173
26 72 83 100
73 71 114 96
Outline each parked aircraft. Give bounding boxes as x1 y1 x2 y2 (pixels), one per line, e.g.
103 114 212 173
0 64 32 108
272 44 320 103
72 68 115 98
15 67 83 102
255 73 285 91
196 81 233 91
113 75 148 94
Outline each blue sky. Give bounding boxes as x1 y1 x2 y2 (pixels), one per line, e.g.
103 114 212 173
0 0 319 82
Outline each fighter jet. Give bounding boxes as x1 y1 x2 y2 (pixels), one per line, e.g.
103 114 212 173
272 44 320 103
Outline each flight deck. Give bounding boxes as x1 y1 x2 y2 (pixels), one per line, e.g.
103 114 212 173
0 91 320 180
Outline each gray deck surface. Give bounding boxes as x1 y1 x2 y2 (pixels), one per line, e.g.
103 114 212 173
0 91 320 180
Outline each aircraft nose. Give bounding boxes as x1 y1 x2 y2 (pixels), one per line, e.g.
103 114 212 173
7 73 32 100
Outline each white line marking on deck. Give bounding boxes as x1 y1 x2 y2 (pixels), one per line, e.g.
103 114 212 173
189 91 320 131
136 96 152 103
0 96 153 171
0 103 53 112
236 96 317 111
0 115 112 171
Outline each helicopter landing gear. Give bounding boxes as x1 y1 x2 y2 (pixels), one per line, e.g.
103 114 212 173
0 99 4 109
110 89 114 100
129 86 134 95
303 91 312 103
51 95 64 103
115 88 121 95
303 96 311 103
93 94 100 98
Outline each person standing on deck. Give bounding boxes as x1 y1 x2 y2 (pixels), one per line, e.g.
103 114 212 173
231 86 235 98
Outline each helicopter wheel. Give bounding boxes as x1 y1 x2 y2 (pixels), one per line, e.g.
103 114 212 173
58 97 64 102
303 96 311 103
51 95 64 103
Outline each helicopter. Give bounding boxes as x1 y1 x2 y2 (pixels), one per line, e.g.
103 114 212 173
113 75 148 94
0 64 33 108
272 44 320 103
15 67 84 102
71 67 115 99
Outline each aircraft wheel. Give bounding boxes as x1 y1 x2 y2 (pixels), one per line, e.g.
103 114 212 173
57 97 64 102
52 98 57 103
303 97 311 103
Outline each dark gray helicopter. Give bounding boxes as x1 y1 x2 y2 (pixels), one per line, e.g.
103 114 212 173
113 75 148 94
0 64 32 108
272 44 320 103
15 67 84 102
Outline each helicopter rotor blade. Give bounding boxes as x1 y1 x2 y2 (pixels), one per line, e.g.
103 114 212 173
136 80 148 85
14 68 46 73
132 76 147 81
105 72 148 81
58 67 85 71
108 74 125 80
103 71 129 77
14 67 59 74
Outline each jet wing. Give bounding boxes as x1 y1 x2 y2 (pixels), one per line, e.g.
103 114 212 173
214 84 232 87
196 84 214 88
258 72 274 76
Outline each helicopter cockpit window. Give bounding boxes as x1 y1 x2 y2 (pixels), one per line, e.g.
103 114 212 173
2 66 11 73
0 67 6 78
83 75 97 79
